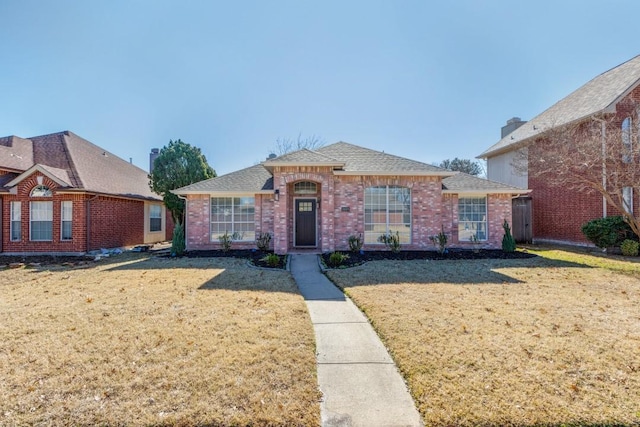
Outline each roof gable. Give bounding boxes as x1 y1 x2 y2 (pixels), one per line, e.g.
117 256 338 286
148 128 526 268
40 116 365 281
479 54 640 158
317 142 453 175
6 164 74 188
0 131 160 201
263 148 344 168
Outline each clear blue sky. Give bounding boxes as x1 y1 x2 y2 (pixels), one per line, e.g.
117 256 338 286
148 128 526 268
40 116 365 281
1 0 639 175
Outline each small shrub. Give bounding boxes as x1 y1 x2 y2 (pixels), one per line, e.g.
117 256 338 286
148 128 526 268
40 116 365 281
171 221 185 256
620 239 639 256
429 226 448 254
581 216 635 249
218 231 241 252
260 253 281 267
378 231 401 253
470 233 481 253
502 219 516 253
348 234 363 252
256 232 272 251
328 251 349 267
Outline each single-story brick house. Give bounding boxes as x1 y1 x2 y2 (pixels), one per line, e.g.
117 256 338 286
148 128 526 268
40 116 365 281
173 142 528 254
0 131 172 254
479 54 640 246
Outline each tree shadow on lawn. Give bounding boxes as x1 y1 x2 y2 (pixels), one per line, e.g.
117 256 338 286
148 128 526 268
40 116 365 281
98 253 300 294
326 256 593 287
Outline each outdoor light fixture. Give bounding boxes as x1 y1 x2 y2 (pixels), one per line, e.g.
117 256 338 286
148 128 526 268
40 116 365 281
274 189 279 201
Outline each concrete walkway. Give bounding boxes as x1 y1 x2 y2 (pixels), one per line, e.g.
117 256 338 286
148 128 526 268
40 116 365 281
290 254 422 427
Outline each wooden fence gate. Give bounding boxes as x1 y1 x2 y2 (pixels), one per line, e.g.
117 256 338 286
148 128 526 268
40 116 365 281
512 197 532 243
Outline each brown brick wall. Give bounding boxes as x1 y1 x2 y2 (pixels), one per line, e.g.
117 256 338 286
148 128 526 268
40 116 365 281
185 194 275 251
1 171 165 254
182 171 513 254
526 88 640 245
87 196 145 251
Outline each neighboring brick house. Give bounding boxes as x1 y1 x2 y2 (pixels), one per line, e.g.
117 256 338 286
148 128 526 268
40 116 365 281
0 131 172 254
173 142 527 254
479 55 640 246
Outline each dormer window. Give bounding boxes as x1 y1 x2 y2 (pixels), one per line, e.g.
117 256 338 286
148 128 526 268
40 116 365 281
31 185 52 197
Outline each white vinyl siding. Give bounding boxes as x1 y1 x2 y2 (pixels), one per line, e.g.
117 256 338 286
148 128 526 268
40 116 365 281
10 201 21 241
61 201 73 240
30 201 53 241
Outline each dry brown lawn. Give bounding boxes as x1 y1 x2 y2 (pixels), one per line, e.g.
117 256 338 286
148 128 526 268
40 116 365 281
326 249 640 427
0 253 320 427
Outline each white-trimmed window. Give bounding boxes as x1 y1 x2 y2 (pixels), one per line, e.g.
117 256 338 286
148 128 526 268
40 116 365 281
294 181 317 194
458 196 487 241
210 197 255 241
622 116 633 163
149 204 162 232
623 187 633 214
61 201 73 240
364 186 411 244
30 201 53 241
10 201 21 241
31 185 52 197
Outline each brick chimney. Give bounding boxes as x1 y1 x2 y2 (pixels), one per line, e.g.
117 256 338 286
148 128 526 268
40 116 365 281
501 117 527 138
150 148 160 173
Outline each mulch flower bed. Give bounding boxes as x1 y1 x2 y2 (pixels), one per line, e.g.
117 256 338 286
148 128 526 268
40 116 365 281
321 249 537 268
183 249 536 269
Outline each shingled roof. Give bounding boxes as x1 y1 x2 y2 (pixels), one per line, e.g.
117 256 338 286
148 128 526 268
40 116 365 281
479 54 640 158
174 141 525 195
0 131 160 200
442 172 527 194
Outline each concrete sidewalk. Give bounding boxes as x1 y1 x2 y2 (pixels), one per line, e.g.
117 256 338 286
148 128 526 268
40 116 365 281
290 254 422 427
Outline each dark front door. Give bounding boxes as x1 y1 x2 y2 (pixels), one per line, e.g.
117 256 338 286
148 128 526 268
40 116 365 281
295 199 317 247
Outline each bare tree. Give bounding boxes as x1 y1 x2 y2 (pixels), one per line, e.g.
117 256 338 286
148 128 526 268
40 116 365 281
271 133 325 156
513 101 640 239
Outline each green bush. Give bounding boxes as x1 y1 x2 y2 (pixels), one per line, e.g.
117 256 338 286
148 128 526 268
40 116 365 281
621 239 639 256
501 219 516 253
328 252 349 267
260 253 281 267
581 216 635 249
348 234 363 252
171 221 185 256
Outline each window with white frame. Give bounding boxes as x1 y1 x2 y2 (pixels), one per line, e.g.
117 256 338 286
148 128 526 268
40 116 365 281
294 181 317 194
10 201 21 241
30 201 53 241
149 204 162 232
61 201 73 240
364 186 411 244
623 187 633 214
458 196 487 241
30 185 52 197
622 116 633 163
210 197 255 241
